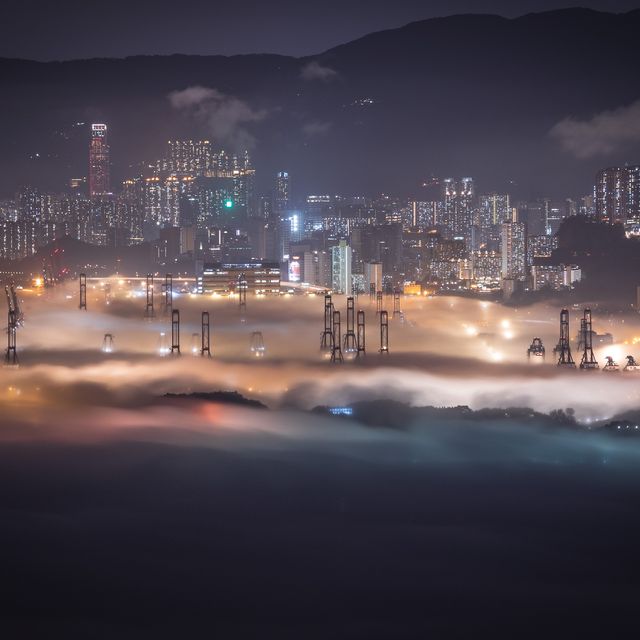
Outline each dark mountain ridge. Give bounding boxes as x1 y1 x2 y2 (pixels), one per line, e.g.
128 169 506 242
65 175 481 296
0 8 639 198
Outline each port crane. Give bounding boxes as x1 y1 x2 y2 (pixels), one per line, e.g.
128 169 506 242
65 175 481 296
602 356 620 372
527 337 545 359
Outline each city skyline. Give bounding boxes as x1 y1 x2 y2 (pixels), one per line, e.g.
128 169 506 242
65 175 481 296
2 122 636 308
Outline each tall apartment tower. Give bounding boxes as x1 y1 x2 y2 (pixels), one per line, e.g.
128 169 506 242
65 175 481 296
442 177 475 239
275 171 290 213
595 166 640 224
165 140 213 174
331 240 353 295
89 124 110 197
501 221 527 281
478 194 511 229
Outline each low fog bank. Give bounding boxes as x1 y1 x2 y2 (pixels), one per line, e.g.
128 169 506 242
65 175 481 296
2 387 640 471
7 284 640 423
4 353 640 423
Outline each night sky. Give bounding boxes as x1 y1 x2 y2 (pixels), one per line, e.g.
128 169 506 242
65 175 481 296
3 0 639 60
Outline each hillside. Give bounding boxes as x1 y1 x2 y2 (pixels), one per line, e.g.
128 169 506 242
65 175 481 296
0 8 639 198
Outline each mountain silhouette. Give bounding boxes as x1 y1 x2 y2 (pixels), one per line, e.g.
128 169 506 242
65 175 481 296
0 8 638 198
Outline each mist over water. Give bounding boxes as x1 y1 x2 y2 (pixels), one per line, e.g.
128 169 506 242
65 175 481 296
5 279 640 422
2 281 640 637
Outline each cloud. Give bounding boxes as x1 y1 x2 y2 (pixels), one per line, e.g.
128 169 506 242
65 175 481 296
300 60 338 82
302 121 332 136
550 100 640 158
168 86 267 150
168 86 219 109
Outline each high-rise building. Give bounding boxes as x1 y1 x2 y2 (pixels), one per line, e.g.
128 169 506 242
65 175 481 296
410 201 440 229
142 175 198 232
528 235 558 266
501 221 527 281
275 171 290 213
157 141 252 177
518 201 546 237
580 194 595 217
17 186 49 251
163 140 213 174
478 194 511 228
232 169 255 217
331 240 352 295
364 261 383 293
595 166 640 224
442 177 475 240
89 124 110 197
545 200 565 235
303 250 332 288
0 219 36 260
471 250 502 286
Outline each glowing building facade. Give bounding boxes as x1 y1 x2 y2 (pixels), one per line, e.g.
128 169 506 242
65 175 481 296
595 166 640 224
500 221 527 282
442 177 475 240
275 171 290 213
89 124 110 197
331 240 352 295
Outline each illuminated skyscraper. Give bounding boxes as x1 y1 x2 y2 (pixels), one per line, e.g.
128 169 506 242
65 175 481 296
442 177 475 239
89 124 110 197
501 221 527 281
331 240 353 295
163 140 212 174
528 234 558 266
275 171 290 213
595 166 640 223
478 194 511 228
